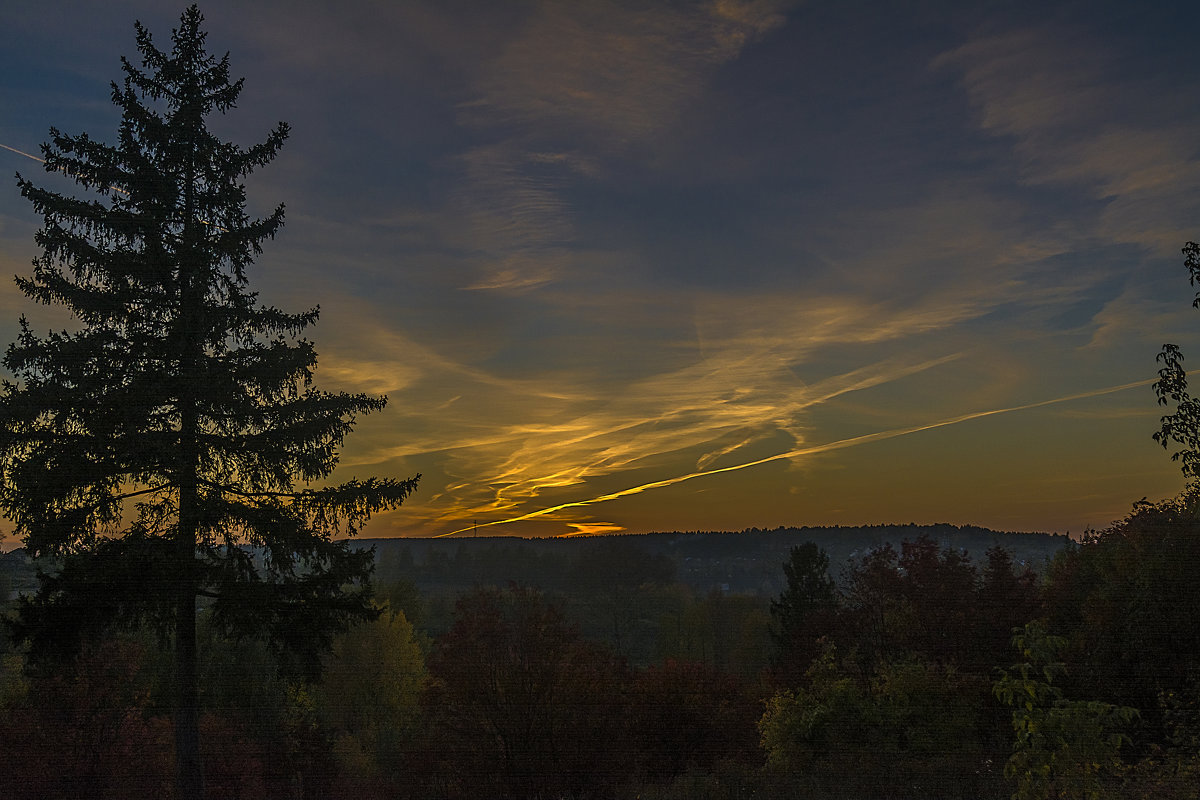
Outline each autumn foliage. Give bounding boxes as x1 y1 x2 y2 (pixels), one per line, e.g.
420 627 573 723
4 516 1200 799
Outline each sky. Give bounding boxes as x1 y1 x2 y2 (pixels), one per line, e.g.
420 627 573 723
2 0 1199 542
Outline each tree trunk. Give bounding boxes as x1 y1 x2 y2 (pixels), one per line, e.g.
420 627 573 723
175 104 205 800
175 464 203 799
175 572 203 800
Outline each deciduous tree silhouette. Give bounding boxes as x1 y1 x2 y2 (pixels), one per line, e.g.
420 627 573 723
993 622 1138 800
424 586 629 799
0 7 417 798
1153 241 1200 481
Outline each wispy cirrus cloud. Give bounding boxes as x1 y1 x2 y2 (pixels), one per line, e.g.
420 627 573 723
462 0 794 140
452 0 798 292
317 283 982 536
935 26 1200 257
435 376 1154 537
453 143 578 292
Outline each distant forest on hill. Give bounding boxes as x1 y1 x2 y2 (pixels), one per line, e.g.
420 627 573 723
0 523 1065 612
349 525 1066 669
369 523 1067 597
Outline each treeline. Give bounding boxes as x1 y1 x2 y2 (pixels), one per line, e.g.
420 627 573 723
2 501 1199 799
370 523 1065 596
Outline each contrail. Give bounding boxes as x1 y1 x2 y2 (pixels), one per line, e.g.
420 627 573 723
4 141 230 230
436 378 1155 537
2 141 130 196
1 143 46 163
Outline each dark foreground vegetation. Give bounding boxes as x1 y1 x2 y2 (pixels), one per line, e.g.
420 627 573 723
3 508 1200 799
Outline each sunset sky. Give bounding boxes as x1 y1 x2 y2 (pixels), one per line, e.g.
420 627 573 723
2 0 1199 541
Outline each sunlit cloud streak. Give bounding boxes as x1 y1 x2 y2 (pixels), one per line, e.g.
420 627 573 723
337 300 971 531
435 378 1154 537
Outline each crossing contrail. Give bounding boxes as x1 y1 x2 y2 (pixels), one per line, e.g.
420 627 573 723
436 377 1155 537
1 143 46 163
3 141 233 231
2 141 130 196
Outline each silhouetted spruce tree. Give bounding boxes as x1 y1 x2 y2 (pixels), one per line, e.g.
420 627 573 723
0 7 418 798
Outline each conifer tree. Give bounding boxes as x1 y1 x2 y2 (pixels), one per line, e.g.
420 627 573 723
0 7 418 797
769 542 837 678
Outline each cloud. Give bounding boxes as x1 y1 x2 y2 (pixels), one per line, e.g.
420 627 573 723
558 521 626 537
935 25 1200 256
933 29 1109 143
1082 285 1191 350
463 0 795 141
347 226 1171 536
320 281 976 535
453 143 577 292
435 376 1153 536
212 1 503 84
448 0 797 291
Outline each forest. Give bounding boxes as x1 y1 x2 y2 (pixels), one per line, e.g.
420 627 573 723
3 506 1200 799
